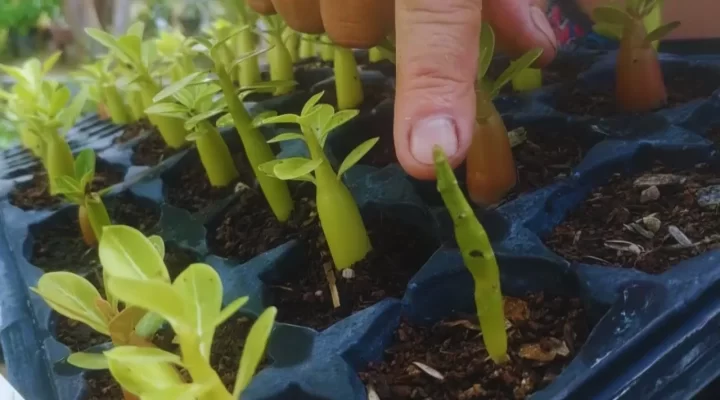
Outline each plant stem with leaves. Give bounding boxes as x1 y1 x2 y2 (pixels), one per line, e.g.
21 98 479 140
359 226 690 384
262 15 295 96
434 146 508 364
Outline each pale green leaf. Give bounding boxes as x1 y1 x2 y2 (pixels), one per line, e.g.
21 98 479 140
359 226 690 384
141 383 210 400
148 235 166 259
172 264 223 358
302 91 325 116
266 133 305 143
31 272 110 335
0 65 27 84
43 51 63 74
230 47 272 72
86 194 111 242
59 87 89 132
491 48 544 98
54 175 83 197
258 160 282 178
644 21 681 44
105 346 183 366
214 296 249 327
74 148 96 183
216 113 234 128
273 157 323 180
127 21 145 39
144 102 189 119
319 109 359 146
184 109 224 130
592 6 632 26
477 22 495 81
255 113 299 126
117 35 143 64
337 137 379 178
85 28 132 63
107 277 185 331
67 352 109 370
106 356 184 397
251 111 278 127
99 225 170 282
233 306 277 398
153 72 204 103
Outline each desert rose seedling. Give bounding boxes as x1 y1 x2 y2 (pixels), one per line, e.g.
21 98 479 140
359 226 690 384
434 146 508 364
259 14 295 96
282 26 300 63
257 92 378 275
73 57 133 125
146 75 239 187
592 0 680 112
190 28 296 221
155 30 199 82
467 22 542 206
86 22 189 149
30 226 173 399
299 33 316 60
318 34 334 62
103 252 276 399
222 0 263 85
54 149 112 246
332 41 364 110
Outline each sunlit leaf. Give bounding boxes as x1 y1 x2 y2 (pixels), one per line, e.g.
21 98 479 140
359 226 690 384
67 352 109 370
148 235 166 259
43 51 63 74
216 113 234 128
230 47 272 72
184 109 224 130
74 148 96 183
644 21 681 44
251 110 278 127
319 109 359 146
126 21 145 39
153 72 204 103
215 296 249 327
108 306 148 345
477 22 495 81
107 277 185 331
255 113 299 126
233 306 277 398
491 48 544 98
54 175 83 197
172 264 223 358
337 137 379 178
105 346 183 366
85 28 132 64
144 102 188 119
302 92 325 116
105 354 184 396
266 132 305 143
273 157 323 180
86 194 111 242
31 272 110 335
99 225 170 282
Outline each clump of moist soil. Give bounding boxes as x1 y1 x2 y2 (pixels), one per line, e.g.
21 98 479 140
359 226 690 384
30 193 160 273
130 132 184 166
269 210 436 331
9 159 125 211
113 118 154 144
360 293 589 400
501 126 594 204
545 162 720 274
553 66 720 117
164 149 256 213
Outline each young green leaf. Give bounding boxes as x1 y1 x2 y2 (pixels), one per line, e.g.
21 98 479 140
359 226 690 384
74 148 96 184
148 235 166 258
644 21 681 44
105 356 185 397
184 109 224 130
216 113 234 128
477 22 495 81
214 296 249 327
105 346 184 366
153 72 204 103
107 277 185 331
31 272 110 335
318 109 359 146
126 21 145 39
272 157 323 180
54 175 83 196
337 137 379 179
302 91 326 115
490 48 544 98
99 225 170 282
67 352 109 370
255 113 300 126
251 110 278 127
85 28 133 64
592 5 633 26
172 264 224 358
229 46 273 72
266 132 306 143
144 102 189 119
232 306 277 398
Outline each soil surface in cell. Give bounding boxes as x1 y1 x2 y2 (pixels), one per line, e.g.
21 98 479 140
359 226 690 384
545 162 720 274
83 315 264 399
501 125 595 203
130 132 184 166
332 104 395 168
316 80 394 114
553 66 720 117
113 118 153 144
164 148 256 213
210 189 436 331
30 193 160 273
360 293 589 400
9 159 125 211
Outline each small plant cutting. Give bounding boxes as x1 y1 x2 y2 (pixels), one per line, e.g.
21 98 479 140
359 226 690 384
592 0 680 112
154 30 199 83
434 146 508 364
53 149 112 246
257 92 378 307
223 0 263 86
331 40 364 110
259 14 295 95
191 27 296 222
146 75 239 187
30 226 173 400
86 22 189 149
97 226 276 399
467 22 543 206
73 57 133 125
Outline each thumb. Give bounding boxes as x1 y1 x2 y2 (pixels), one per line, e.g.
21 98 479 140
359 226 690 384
394 0 482 180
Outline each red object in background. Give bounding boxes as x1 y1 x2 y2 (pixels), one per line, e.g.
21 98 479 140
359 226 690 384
548 4 588 45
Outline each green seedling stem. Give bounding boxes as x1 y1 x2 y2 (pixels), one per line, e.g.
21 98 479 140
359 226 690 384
434 146 508 364
299 33 316 60
319 35 334 62
257 93 377 270
368 46 385 63
262 15 295 96
334 46 364 110
282 26 300 63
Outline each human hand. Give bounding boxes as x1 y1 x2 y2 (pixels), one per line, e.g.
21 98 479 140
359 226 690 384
247 0 558 179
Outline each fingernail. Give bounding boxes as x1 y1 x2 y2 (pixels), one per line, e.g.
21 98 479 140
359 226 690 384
410 116 459 165
530 6 558 51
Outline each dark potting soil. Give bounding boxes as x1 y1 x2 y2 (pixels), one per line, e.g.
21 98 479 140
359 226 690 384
545 162 720 274
360 293 589 400
8 160 125 211
553 66 720 117
501 126 592 203
130 132 183 167
164 149 256 213
269 211 436 331
113 119 153 144
30 193 160 273
334 104 396 168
